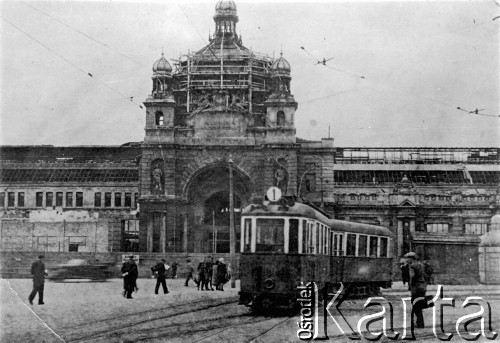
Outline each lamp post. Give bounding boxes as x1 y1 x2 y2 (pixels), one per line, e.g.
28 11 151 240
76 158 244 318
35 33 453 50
228 154 236 288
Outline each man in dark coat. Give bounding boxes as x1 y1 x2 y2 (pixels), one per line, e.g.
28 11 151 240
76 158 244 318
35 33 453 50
406 252 427 329
29 255 47 305
151 259 170 294
121 255 138 299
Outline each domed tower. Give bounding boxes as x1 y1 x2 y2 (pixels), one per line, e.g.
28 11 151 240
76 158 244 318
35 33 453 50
213 0 239 42
171 0 276 140
263 52 297 143
143 53 176 144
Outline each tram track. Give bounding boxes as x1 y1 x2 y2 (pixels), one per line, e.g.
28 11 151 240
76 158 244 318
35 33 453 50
65 297 239 342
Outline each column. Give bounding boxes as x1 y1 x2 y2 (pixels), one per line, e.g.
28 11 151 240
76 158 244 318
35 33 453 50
147 217 153 252
160 212 166 253
183 214 188 253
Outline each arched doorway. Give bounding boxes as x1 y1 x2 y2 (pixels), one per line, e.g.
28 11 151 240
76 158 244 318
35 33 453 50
186 163 252 253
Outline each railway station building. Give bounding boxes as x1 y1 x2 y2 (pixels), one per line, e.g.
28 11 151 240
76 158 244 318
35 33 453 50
1 0 499 284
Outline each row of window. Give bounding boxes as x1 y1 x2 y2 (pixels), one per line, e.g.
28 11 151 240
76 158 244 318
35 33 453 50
0 191 138 208
241 217 391 258
419 223 489 235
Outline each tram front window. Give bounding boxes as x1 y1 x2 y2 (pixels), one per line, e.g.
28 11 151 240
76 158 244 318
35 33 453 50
256 218 284 252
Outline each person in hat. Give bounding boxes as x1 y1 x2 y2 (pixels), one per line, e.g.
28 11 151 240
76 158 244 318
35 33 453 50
151 258 170 295
121 255 138 299
405 252 427 328
28 255 48 305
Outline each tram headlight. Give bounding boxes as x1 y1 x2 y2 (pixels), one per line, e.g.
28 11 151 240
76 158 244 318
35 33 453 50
263 278 275 290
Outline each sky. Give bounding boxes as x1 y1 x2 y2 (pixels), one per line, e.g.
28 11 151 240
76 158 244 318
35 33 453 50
1 0 499 147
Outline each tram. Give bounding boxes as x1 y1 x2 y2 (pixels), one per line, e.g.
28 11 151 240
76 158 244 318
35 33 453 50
238 196 393 311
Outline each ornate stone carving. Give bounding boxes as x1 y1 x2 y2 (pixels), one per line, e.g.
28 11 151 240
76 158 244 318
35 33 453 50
150 159 165 196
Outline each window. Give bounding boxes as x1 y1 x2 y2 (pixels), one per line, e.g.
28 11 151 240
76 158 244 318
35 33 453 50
307 222 315 254
380 237 388 257
122 219 139 252
56 192 63 207
289 219 299 253
464 223 488 235
66 192 73 207
346 234 356 256
255 218 284 252
36 192 43 207
426 223 449 234
305 174 316 192
8 192 15 207
76 192 83 207
36 236 59 252
301 220 308 253
243 218 252 252
46 192 53 207
369 236 378 257
114 193 122 207
358 235 367 257
104 192 111 207
18 192 25 207
134 193 139 208
0 192 4 207
68 236 86 252
124 193 132 207
277 110 285 126
94 192 101 207
155 111 164 125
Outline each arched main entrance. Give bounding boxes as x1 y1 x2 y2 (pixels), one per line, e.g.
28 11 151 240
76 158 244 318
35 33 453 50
186 163 253 253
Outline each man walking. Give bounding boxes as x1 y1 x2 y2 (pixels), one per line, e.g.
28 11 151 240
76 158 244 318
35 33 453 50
151 259 170 294
121 255 138 299
405 252 427 329
184 259 195 287
28 255 47 305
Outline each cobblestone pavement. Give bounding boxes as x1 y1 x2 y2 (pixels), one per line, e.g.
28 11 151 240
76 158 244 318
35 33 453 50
1 279 499 343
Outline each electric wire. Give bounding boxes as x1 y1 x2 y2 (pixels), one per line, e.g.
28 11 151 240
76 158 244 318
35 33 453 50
1 15 144 110
21 1 147 67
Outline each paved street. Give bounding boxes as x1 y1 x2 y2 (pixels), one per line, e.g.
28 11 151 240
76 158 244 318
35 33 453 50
1 279 499 343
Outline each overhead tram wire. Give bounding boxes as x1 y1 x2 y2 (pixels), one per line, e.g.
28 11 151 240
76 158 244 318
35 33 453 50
1 15 144 110
178 4 219 61
21 1 147 68
299 46 498 119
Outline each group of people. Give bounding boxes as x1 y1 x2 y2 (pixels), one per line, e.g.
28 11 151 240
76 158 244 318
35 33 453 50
184 256 230 291
400 251 434 329
121 255 179 298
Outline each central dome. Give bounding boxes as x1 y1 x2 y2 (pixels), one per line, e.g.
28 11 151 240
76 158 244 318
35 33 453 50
215 0 237 15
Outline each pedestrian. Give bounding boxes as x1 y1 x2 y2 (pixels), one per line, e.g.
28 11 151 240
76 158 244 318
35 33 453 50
217 258 228 291
28 255 48 305
121 255 138 299
171 260 178 279
405 252 427 329
151 259 170 295
212 260 219 290
184 258 195 287
203 256 214 291
400 257 410 286
197 258 207 290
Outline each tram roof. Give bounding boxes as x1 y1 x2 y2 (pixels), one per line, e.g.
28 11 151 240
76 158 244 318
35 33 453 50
242 202 392 237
